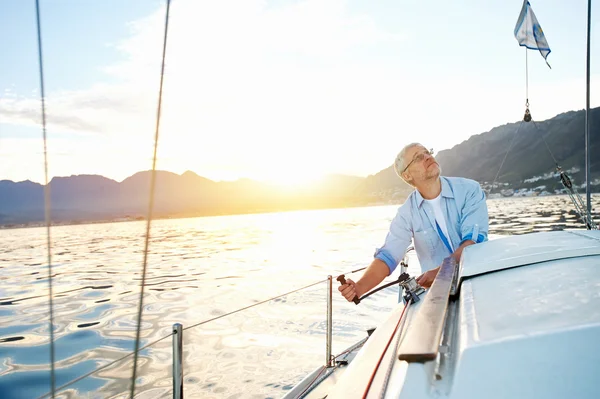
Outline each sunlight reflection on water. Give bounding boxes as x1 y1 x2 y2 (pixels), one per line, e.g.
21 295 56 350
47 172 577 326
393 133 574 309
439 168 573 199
0 195 599 398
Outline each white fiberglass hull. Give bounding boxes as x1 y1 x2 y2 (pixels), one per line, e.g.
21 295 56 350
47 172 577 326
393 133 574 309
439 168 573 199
293 230 600 399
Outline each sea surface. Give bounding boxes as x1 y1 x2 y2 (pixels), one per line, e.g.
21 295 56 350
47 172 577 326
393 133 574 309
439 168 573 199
1 195 599 399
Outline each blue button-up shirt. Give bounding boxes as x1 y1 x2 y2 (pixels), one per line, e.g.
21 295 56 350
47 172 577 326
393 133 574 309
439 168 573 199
374 176 489 274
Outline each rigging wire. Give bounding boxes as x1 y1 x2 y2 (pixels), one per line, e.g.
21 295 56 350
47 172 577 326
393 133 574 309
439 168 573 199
36 260 369 397
36 333 174 399
531 120 560 167
490 122 523 193
36 276 335 398
529 120 597 229
183 279 326 331
496 113 597 229
492 45 597 229
34 1 56 397
526 50 529 105
129 0 172 397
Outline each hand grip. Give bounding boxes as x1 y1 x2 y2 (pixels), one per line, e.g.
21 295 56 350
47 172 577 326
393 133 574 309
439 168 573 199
336 274 360 305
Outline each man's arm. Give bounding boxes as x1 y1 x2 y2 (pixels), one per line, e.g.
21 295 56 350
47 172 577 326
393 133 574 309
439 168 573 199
415 240 475 288
340 206 413 302
339 258 389 302
459 181 489 244
451 239 476 262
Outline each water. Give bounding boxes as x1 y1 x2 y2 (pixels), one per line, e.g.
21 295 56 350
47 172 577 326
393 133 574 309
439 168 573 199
1 195 599 399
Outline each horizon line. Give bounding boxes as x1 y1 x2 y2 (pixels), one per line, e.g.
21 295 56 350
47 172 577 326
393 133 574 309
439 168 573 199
0 167 391 186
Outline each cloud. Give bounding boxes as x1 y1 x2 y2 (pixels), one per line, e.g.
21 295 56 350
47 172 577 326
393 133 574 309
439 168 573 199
1 0 409 181
1 0 597 184
0 97 100 133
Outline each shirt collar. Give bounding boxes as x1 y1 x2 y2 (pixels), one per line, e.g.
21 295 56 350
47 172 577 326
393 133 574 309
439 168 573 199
441 177 455 199
415 177 454 208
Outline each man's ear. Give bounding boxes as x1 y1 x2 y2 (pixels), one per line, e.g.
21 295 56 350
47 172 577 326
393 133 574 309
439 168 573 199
402 171 413 184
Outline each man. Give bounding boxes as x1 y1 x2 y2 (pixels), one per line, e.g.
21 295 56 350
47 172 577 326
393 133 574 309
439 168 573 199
339 143 489 302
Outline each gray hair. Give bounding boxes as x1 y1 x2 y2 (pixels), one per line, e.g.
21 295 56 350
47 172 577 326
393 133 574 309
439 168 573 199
393 142 423 179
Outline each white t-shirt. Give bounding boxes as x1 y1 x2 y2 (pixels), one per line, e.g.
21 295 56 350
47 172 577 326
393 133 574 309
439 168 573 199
425 194 454 252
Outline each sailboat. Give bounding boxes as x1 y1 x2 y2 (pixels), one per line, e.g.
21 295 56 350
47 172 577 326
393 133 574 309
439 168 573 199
8 1 598 398
283 1 600 398
285 228 600 398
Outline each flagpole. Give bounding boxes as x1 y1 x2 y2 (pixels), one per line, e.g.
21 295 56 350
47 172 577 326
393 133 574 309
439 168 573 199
525 49 529 105
585 0 592 216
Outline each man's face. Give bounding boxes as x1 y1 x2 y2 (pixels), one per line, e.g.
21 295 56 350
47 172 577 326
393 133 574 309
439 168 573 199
402 145 440 185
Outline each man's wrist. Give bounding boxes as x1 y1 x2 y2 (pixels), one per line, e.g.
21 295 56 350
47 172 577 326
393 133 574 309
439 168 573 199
452 240 476 262
354 281 365 298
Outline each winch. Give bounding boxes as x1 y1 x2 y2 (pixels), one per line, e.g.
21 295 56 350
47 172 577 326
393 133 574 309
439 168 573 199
398 272 426 303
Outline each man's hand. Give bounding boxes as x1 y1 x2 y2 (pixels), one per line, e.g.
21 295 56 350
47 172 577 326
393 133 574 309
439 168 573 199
337 259 390 303
416 266 440 289
451 240 476 263
338 278 359 302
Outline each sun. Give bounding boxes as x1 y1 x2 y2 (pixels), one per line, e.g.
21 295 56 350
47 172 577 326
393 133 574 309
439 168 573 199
260 169 325 189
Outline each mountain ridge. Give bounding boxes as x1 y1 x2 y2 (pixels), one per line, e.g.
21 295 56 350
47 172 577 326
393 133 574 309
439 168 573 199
1 106 599 226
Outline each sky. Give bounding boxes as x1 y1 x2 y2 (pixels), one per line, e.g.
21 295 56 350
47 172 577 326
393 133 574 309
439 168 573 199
1 0 599 186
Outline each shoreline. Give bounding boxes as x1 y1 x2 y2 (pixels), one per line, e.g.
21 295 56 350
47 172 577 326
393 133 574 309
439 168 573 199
2 193 598 231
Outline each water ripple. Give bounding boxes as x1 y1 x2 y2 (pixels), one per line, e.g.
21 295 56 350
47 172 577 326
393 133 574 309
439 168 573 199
0 195 598 398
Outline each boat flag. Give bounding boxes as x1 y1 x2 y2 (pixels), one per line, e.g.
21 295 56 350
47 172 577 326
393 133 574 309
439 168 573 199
514 0 551 69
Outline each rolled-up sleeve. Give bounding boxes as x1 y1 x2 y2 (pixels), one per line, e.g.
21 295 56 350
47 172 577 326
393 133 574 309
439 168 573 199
374 207 412 275
459 183 489 244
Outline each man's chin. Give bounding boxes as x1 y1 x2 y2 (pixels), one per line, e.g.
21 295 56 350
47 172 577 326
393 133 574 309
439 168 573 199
427 164 441 178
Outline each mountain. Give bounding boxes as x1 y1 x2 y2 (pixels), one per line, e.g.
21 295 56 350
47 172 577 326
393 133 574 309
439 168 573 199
437 108 600 186
0 180 45 223
362 107 600 194
0 171 369 226
1 107 598 227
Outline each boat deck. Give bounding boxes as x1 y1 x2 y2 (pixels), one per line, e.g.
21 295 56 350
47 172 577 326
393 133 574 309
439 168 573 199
327 230 600 399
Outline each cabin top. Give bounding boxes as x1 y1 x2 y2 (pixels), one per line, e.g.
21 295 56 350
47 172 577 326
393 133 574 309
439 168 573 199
460 230 600 279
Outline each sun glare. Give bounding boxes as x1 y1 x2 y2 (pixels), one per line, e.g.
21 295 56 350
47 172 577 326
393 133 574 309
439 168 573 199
261 170 325 189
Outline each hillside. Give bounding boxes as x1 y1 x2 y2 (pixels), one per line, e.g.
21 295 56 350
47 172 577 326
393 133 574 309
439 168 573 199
1 107 598 226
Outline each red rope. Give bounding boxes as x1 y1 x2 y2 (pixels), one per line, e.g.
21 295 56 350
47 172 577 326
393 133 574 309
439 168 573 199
361 301 410 399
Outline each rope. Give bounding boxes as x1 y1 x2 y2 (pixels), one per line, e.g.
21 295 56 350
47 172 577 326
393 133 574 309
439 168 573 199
181 265 369 332
345 266 367 275
35 276 330 398
130 1 172 397
358 276 402 302
32 259 378 398
37 276 334 398
377 297 411 397
361 299 410 399
36 333 174 399
183 279 326 331
33 261 383 397
34 1 56 397
2 267 364 307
